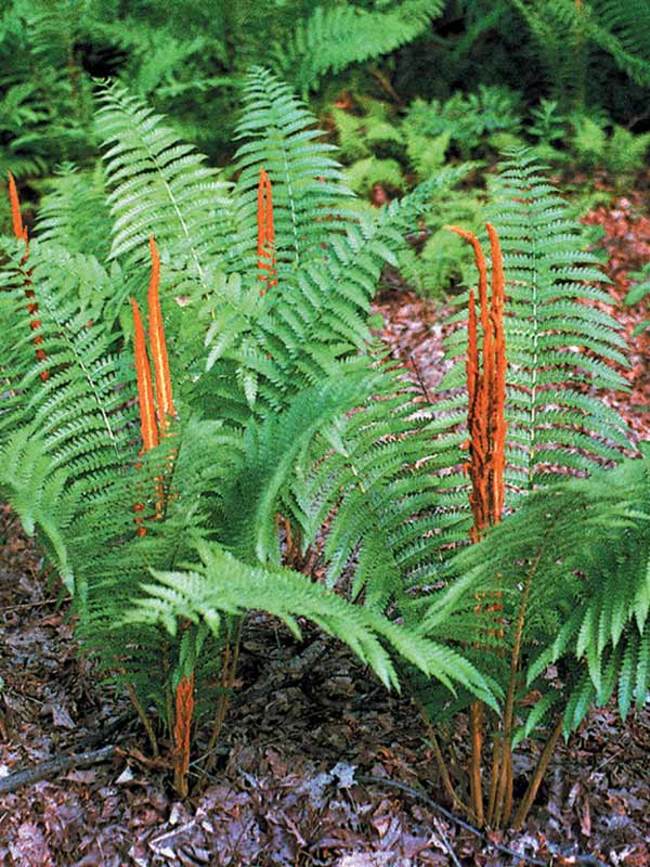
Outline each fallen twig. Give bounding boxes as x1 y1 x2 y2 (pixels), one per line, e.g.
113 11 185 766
0 597 58 612
0 745 116 795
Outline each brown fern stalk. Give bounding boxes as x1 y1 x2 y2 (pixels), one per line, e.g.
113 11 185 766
7 172 48 381
257 167 277 294
173 673 195 798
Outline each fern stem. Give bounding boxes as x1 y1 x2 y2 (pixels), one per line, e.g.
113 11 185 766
511 715 563 829
492 543 545 828
416 701 468 816
205 617 243 769
486 735 502 826
126 682 159 757
469 702 485 825
173 673 195 798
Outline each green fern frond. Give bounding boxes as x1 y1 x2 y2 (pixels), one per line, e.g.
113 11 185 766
130 538 496 704
36 162 111 260
96 80 231 277
273 1 444 93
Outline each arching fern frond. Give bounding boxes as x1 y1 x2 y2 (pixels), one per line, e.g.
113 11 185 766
0 240 133 498
96 80 232 278
130 538 497 703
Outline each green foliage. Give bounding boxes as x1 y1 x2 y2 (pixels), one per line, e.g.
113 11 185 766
570 114 650 176
0 70 495 751
504 0 650 105
404 86 523 160
420 449 650 734
272 0 445 94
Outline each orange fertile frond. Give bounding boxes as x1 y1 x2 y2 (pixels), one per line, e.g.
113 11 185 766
7 172 27 243
7 173 48 378
466 289 479 412
147 236 175 431
257 167 277 293
131 297 159 453
173 673 195 797
451 224 508 540
447 225 488 332
486 223 507 518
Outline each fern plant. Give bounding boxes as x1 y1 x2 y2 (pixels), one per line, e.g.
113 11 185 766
400 148 638 829
0 68 495 799
416 446 650 827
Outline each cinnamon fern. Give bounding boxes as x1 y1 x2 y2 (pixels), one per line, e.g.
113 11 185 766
0 70 645 813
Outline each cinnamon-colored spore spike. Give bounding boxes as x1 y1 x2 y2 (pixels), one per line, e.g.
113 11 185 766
257 167 277 294
173 673 195 797
486 223 507 518
447 224 507 539
147 236 175 431
131 298 159 453
447 222 508 825
6 172 48 380
8 171 27 243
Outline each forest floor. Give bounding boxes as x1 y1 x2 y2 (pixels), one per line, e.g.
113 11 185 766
0 190 648 866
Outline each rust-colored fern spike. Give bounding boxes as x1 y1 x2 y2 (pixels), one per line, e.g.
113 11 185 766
173 673 195 798
486 223 507 518
446 224 508 826
8 171 27 244
257 167 277 294
7 172 48 381
147 236 175 433
131 297 159 537
447 224 507 539
131 298 159 452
